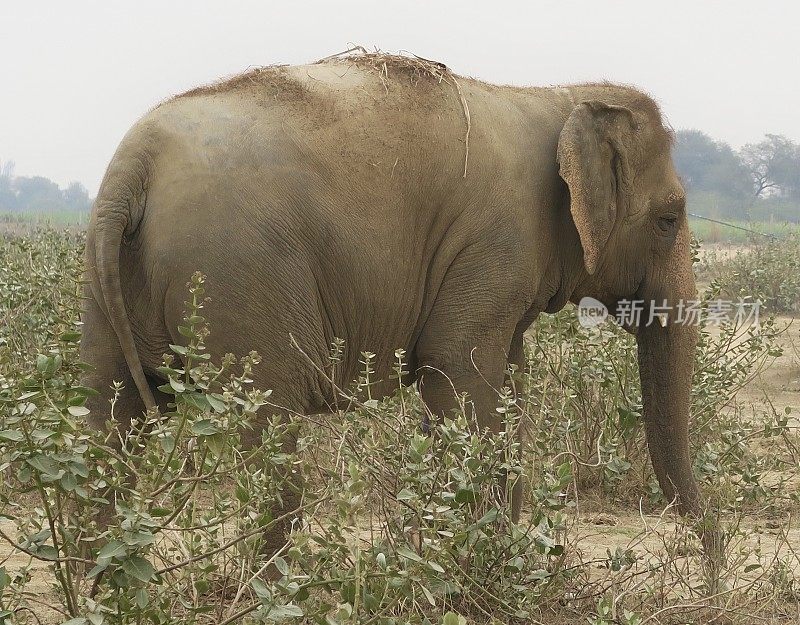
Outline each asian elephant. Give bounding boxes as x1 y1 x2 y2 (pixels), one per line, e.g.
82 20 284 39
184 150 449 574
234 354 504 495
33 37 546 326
82 55 711 554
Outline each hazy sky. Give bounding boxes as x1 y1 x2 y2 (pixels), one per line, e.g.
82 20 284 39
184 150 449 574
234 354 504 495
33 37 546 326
1 1 796 194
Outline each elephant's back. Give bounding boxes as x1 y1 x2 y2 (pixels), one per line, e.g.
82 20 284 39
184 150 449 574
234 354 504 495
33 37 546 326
135 59 478 232
153 59 474 174
114 60 465 308
170 57 466 119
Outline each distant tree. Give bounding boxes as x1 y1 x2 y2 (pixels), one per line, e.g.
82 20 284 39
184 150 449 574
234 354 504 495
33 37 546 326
740 134 800 200
63 181 91 211
0 160 14 179
673 130 751 218
0 165 93 214
673 131 750 197
13 175 65 212
0 160 16 211
673 130 716 189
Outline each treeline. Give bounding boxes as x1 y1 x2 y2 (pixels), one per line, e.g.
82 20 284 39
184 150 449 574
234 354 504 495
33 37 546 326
673 131 800 222
0 160 92 214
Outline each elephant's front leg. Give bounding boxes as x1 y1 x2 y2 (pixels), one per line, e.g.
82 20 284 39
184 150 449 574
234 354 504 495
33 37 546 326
415 315 526 521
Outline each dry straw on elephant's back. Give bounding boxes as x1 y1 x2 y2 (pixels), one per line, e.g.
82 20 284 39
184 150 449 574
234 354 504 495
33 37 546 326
318 47 472 177
318 46 451 85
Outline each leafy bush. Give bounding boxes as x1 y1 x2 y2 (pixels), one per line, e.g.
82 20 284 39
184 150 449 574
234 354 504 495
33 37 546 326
701 234 800 313
0 269 304 623
0 229 797 624
0 249 570 624
522 299 791 509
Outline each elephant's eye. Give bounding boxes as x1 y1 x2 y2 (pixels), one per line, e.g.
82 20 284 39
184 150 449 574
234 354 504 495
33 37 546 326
657 214 678 235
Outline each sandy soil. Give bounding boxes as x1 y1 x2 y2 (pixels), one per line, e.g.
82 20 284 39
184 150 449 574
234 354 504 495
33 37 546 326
0 517 63 622
737 317 800 421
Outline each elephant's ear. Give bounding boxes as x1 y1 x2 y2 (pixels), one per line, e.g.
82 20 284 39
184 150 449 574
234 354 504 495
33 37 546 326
557 100 635 275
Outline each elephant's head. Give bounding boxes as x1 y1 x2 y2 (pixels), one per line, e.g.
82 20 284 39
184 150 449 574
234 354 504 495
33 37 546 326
557 92 704 522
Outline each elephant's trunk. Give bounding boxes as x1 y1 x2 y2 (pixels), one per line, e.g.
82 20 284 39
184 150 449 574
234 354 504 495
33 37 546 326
637 317 701 517
635 227 722 563
633 221 701 516
638 313 725 567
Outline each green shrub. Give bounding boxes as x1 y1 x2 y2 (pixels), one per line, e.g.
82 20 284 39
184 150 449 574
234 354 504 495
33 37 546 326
522 300 788 509
703 234 800 314
0 256 570 624
0 271 303 623
0 229 797 624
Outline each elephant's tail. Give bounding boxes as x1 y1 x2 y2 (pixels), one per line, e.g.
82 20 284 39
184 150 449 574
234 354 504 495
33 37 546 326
87 135 157 412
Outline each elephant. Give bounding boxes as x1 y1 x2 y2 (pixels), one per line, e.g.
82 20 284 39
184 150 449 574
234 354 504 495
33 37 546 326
81 55 712 556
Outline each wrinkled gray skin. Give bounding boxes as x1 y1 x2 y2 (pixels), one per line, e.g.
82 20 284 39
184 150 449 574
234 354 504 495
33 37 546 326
82 58 710 554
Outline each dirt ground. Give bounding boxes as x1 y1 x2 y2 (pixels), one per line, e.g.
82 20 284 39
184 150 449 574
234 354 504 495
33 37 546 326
738 317 800 419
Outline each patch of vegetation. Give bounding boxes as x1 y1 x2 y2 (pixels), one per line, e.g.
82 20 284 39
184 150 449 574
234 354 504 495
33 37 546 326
524 301 793 511
688 217 798 245
0 230 797 624
0 211 90 227
700 234 800 314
